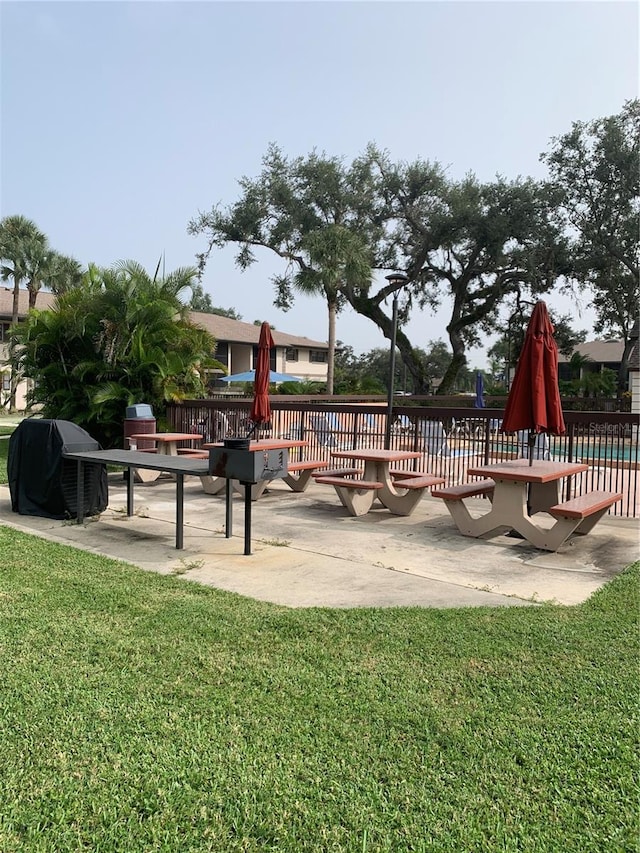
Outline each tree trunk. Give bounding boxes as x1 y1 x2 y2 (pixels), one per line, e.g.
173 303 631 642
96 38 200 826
28 281 39 310
9 277 22 412
618 336 634 394
11 279 20 325
437 326 467 394
346 291 431 393
326 298 337 395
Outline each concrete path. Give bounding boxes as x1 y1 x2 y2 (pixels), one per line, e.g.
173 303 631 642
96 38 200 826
0 476 637 609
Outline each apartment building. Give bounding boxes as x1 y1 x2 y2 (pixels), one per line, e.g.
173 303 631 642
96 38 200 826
0 288 329 409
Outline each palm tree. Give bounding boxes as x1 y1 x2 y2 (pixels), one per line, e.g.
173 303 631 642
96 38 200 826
0 215 46 321
10 260 217 446
45 252 84 297
567 351 590 377
295 225 371 394
24 235 57 310
0 215 48 409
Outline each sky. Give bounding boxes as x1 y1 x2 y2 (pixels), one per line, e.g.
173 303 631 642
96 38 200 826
1 0 638 370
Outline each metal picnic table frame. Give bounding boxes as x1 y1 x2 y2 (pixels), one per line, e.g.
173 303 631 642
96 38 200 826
63 449 209 549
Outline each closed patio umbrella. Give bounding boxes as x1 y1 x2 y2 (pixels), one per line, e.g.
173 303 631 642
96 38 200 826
247 321 275 438
501 301 566 465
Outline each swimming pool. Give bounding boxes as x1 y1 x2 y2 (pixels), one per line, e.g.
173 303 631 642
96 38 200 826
580 444 638 464
490 439 638 465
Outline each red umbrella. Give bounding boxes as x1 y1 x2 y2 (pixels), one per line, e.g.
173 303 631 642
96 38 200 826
248 321 275 437
501 301 566 465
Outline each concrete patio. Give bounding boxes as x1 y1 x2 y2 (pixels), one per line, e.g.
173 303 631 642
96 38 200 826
0 474 637 609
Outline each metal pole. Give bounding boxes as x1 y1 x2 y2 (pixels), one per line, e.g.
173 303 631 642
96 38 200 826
176 473 184 549
225 479 232 538
384 293 399 449
244 483 252 556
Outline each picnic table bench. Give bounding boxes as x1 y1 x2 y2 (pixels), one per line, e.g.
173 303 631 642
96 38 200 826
431 479 496 502
282 459 329 492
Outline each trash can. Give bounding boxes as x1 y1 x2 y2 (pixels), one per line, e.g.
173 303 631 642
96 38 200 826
123 404 156 450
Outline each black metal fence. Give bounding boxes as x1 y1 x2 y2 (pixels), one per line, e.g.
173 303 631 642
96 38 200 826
166 399 639 518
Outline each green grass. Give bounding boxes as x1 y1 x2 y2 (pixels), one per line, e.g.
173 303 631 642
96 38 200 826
0 419 15 483
0 527 637 853
0 438 9 485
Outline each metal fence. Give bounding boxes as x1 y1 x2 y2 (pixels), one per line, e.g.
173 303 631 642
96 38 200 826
166 399 639 518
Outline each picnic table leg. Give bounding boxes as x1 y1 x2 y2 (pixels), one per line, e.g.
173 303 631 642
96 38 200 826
378 486 427 516
443 480 522 540
225 479 233 538
176 473 184 549
528 481 561 515
375 464 429 516
283 468 313 492
199 475 226 495
334 486 377 517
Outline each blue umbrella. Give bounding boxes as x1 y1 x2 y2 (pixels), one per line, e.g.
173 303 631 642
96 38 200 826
474 372 485 408
220 369 303 384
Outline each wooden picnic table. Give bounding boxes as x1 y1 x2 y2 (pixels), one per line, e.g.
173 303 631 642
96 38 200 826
433 458 622 551
316 448 444 516
128 431 204 483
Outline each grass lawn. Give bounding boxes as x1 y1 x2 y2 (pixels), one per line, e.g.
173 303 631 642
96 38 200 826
0 416 17 483
0 432 9 484
0 524 637 853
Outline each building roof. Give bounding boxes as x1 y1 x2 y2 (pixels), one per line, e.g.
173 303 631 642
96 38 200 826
557 338 625 364
189 311 327 350
0 287 328 350
0 287 56 316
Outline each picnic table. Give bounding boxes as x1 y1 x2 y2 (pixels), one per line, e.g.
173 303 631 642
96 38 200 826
128 431 204 482
432 458 623 551
315 448 445 517
128 431 203 455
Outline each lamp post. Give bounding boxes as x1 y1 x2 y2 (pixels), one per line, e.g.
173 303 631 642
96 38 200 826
384 272 408 448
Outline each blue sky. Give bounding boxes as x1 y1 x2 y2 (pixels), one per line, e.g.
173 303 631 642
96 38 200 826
1 1 637 368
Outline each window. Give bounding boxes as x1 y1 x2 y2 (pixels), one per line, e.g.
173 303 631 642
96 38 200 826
286 348 299 362
252 346 276 370
310 349 328 364
214 342 228 361
0 322 10 343
2 374 10 391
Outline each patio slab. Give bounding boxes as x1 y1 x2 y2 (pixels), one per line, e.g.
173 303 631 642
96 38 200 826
0 476 637 609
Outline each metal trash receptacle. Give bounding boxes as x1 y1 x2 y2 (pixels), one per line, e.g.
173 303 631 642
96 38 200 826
123 404 156 450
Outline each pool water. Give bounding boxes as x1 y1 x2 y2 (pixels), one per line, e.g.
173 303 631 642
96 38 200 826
490 439 638 464
581 445 638 463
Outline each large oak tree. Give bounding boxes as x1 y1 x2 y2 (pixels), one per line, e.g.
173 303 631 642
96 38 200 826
189 145 570 394
541 99 640 390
